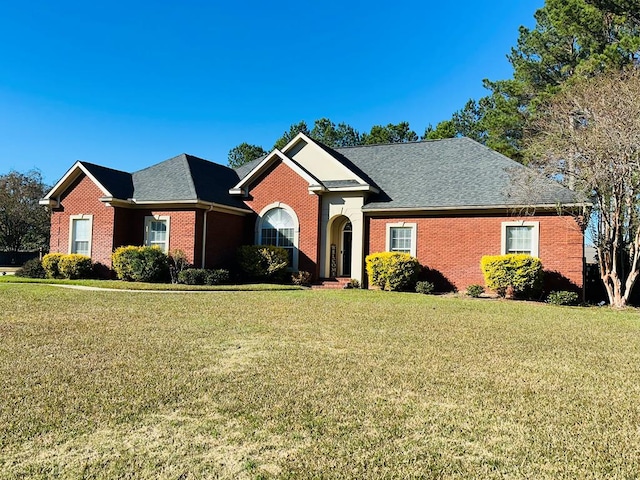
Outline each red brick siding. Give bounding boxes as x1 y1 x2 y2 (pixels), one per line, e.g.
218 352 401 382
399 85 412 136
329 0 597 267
367 213 584 290
243 160 321 277
49 174 115 268
201 211 245 269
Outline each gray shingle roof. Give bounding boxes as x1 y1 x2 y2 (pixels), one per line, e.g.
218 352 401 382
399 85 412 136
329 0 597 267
130 154 247 209
333 138 582 210
80 162 134 200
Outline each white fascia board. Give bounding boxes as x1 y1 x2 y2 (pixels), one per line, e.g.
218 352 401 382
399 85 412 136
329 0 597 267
129 198 251 216
281 132 371 187
230 148 322 194
326 185 380 193
43 161 113 200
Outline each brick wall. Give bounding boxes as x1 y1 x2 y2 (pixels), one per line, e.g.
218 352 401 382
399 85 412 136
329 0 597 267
367 213 584 291
243 160 322 277
49 174 115 268
202 210 245 269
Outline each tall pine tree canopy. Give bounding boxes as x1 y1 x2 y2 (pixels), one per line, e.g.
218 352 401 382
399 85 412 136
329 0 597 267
228 0 640 168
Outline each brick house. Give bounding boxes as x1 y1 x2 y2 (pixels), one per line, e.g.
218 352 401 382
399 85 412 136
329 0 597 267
41 134 587 291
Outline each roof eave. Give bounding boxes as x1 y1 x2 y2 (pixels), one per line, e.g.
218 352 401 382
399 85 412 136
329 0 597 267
127 198 251 215
43 161 114 200
362 202 591 214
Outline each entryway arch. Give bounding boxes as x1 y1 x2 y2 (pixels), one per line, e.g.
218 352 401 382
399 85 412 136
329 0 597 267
328 214 352 278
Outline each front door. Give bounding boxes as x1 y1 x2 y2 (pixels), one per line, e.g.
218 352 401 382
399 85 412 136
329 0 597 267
341 222 352 277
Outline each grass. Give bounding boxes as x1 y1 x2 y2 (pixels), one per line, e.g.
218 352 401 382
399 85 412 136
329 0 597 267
0 276 303 291
1 284 639 478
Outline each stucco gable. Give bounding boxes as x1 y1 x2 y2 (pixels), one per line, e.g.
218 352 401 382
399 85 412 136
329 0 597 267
231 133 376 196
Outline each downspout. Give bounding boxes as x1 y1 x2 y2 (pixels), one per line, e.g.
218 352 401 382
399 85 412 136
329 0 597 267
201 206 215 268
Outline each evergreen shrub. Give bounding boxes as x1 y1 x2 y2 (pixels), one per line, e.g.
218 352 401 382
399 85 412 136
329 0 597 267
365 252 420 291
15 258 46 278
42 253 64 279
58 254 93 279
112 246 169 283
480 254 543 298
237 245 289 282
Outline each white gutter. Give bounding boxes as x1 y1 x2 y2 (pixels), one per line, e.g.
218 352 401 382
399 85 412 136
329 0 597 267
361 202 591 213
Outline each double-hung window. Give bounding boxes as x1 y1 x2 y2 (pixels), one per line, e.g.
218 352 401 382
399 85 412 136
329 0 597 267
145 216 170 253
385 223 417 256
501 221 539 257
70 215 92 256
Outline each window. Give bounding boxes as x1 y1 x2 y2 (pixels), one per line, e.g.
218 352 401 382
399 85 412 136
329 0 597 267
145 216 170 252
501 221 539 257
385 223 417 256
70 215 93 256
258 204 299 269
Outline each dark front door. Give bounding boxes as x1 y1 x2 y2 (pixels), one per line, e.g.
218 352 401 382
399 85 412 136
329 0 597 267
341 222 352 277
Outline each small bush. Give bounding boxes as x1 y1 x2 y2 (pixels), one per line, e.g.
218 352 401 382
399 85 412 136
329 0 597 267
291 271 312 286
169 249 190 284
177 268 230 285
480 254 543 299
345 278 360 289
365 252 421 291
112 246 169 283
206 269 230 285
178 268 208 285
466 284 485 298
547 290 580 306
42 253 64 279
237 245 289 282
59 254 93 279
15 258 46 278
415 281 435 295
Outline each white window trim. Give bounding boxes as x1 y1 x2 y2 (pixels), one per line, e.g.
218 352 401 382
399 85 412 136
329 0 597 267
256 202 300 271
68 214 93 256
385 222 417 257
144 215 171 253
501 221 539 257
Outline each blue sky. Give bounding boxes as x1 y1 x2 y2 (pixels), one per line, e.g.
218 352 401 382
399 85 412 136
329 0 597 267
1 0 543 185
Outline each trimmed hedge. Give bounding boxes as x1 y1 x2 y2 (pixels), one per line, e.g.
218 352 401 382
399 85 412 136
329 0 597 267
237 245 289 282
365 252 421 291
41 253 93 279
59 254 93 279
42 253 64 279
480 254 543 298
112 246 169 283
15 258 46 278
178 268 230 286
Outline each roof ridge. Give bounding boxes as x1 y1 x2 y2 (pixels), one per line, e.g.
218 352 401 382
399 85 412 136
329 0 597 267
79 161 130 175
181 154 199 200
336 137 462 150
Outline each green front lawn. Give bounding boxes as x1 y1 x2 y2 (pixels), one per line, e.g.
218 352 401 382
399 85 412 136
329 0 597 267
1 284 638 478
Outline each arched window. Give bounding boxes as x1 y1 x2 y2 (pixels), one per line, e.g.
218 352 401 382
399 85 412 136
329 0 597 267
258 205 298 268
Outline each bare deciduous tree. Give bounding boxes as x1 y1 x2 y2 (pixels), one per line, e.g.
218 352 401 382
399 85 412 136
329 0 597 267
527 68 640 307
